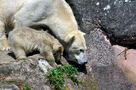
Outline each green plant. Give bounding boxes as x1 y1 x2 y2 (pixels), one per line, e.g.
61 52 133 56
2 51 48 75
47 65 78 90
23 84 31 90
62 65 78 84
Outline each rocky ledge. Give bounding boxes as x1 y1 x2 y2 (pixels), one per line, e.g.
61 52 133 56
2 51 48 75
1 28 136 90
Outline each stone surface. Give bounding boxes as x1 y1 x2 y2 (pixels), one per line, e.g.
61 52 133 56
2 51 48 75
113 45 136 85
86 28 114 67
85 28 136 90
0 54 88 90
66 0 136 45
0 54 51 90
65 0 136 89
0 83 19 90
0 51 15 64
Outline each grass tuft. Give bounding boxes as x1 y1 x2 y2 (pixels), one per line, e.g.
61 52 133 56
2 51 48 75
47 65 78 90
23 84 31 90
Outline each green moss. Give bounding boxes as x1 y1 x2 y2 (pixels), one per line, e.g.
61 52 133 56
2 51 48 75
23 84 31 90
47 65 78 90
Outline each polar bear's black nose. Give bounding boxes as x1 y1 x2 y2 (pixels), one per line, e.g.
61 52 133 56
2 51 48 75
79 49 84 52
84 61 88 64
79 61 88 65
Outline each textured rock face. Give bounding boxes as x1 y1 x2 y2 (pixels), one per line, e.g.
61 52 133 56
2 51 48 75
66 0 136 45
66 0 136 89
0 53 91 90
0 53 51 90
113 45 136 85
0 83 19 90
85 29 136 90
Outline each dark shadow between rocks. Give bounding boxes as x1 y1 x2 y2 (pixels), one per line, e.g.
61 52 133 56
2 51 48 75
99 24 136 49
7 51 16 59
67 61 87 74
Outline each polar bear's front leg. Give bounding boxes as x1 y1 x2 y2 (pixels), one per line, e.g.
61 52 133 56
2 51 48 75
45 52 57 67
41 50 57 67
14 47 27 60
0 21 10 51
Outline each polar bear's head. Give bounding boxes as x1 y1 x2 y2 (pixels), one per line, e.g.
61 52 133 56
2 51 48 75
64 31 87 65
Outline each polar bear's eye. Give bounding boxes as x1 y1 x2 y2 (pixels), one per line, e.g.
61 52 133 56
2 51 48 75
72 47 78 50
76 50 82 55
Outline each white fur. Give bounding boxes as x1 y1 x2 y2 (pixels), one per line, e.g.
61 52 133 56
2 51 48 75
75 52 87 64
0 0 87 64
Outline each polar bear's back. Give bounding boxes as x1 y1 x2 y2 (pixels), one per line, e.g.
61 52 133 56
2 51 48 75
8 27 61 50
0 0 24 19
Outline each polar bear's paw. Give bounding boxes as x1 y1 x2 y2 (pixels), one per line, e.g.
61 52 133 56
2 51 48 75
0 46 11 51
0 38 11 51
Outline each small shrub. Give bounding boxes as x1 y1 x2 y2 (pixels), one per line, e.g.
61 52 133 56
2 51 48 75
23 84 31 90
47 65 78 90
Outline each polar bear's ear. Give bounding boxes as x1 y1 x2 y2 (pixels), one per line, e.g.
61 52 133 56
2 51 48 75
65 34 75 44
82 32 86 36
79 31 86 36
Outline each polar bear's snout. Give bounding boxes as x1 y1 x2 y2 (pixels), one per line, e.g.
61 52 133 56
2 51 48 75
66 49 87 65
75 52 87 65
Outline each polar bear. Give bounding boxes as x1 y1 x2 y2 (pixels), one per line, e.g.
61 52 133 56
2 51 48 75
8 27 64 67
0 0 87 64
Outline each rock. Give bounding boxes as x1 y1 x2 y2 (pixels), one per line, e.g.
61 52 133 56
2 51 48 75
66 0 136 45
86 28 114 67
0 51 15 64
78 72 99 90
65 1 136 89
0 83 19 90
113 45 136 85
38 59 52 74
85 28 136 90
0 54 51 90
0 53 83 90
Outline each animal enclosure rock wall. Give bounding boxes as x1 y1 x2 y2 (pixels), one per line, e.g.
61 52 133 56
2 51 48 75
67 0 136 45
66 0 136 90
